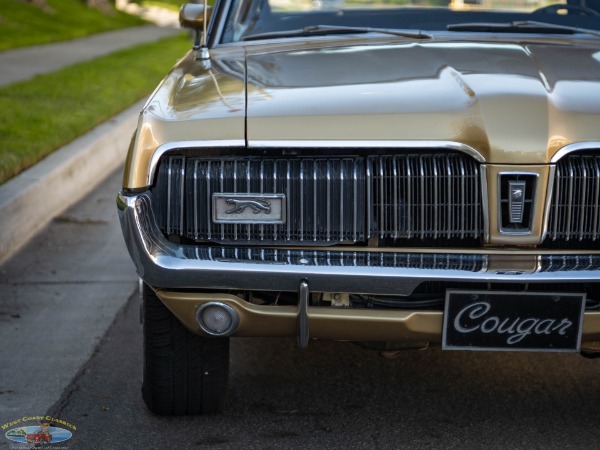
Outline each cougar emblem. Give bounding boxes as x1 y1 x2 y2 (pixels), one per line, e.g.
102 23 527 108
226 199 271 214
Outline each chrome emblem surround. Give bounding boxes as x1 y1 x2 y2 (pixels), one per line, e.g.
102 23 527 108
212 193 286 224
498 172 538 235
508 180 526 224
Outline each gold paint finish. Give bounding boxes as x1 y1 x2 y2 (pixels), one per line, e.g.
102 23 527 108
123 39 600 189
583 314 600 341
156 290 600 343
486 254 539 273
156 290 442 342
244 40 600 164
122 49 246 189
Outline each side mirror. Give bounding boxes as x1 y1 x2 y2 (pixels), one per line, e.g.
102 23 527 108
180 3 213 58
179 3 212 31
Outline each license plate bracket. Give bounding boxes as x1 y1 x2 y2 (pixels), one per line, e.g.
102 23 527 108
442 290 585 352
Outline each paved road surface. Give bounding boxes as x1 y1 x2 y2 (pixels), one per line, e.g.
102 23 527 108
47 295 600 450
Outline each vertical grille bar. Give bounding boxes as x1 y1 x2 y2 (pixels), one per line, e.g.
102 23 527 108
340 163 344 240
379 158 385 239
566 162 574 240
206 161 212 240
166 157 172 234
219 160 224 241
193 160 198 240
233 161 238 241
392 156 398 239
353 161 358 242
407 157 413 239
433 156 439 239
300 160 305 241
593 158 600 241
313 162 318 242
327 160 332 242
470 161 483 238
419 156 426 240
552 163 561 240
180 157 185 236
580 162 588 241
164 156 185 236
366 160 372 240
286 160 291 242
273 160 278 241
260 160 264 241
446 160 452 239
460 157 466 239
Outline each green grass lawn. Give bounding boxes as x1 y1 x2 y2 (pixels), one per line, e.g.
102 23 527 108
131 0 215 12
0 33 191 185
131 0 183 11
0 0 146 51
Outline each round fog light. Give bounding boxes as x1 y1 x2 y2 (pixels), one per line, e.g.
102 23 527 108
196 303 239 336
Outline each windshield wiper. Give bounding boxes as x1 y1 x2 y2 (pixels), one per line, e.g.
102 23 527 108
242 25 432 41
448 20 600 38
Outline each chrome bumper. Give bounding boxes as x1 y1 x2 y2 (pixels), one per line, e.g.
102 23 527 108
118 192 600 294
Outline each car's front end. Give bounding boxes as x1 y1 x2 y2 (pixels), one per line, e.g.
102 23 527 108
118 0 600 414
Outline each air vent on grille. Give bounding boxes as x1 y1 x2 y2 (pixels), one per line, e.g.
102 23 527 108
150 152 484 247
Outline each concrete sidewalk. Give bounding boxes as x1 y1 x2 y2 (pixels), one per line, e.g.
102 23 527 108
0 8 186 265
0 23 180 87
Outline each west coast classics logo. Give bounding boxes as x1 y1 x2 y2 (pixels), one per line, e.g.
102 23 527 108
3 416 76 448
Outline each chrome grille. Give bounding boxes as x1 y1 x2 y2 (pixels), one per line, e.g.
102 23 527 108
540 255 600 272
369 154 482 240
185 247 486 271
150 153 483 246
546 154 600 243
152 156 367 244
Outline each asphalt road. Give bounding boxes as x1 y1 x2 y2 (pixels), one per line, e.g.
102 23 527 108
3 169 600 449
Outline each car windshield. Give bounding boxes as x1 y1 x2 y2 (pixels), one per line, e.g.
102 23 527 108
220 0 600 42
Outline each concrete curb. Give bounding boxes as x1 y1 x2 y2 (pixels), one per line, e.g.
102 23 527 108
0 99 145 266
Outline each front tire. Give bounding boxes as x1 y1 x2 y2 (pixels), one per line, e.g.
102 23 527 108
142 284 229 415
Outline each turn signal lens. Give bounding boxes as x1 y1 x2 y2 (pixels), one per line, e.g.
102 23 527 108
196 303 239 336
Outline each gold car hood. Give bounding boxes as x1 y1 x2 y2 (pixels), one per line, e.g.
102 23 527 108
245 40 600 164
